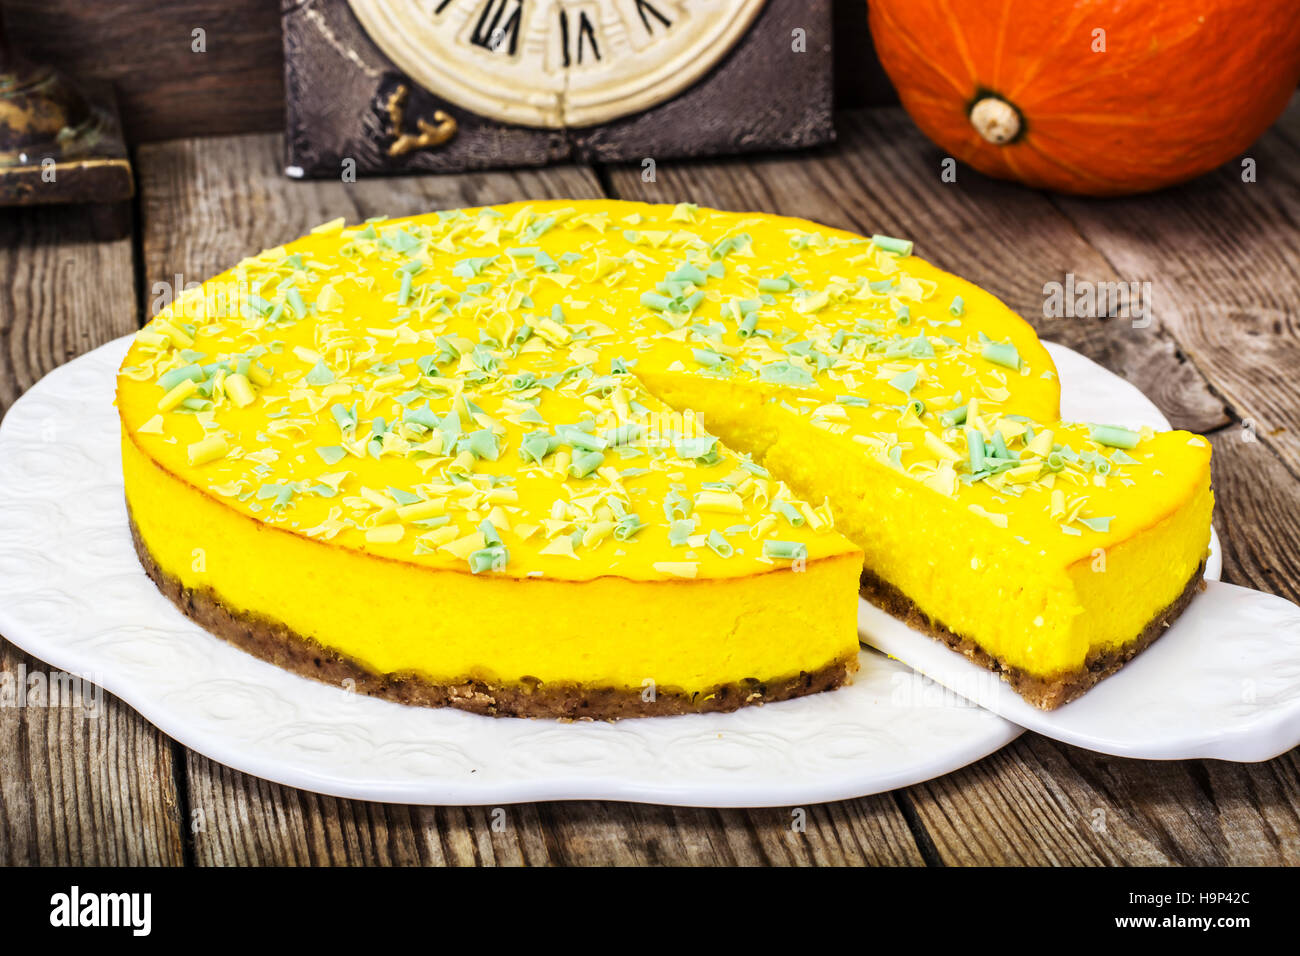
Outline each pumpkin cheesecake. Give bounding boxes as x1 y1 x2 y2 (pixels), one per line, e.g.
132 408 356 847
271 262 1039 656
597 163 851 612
116 200 1213 716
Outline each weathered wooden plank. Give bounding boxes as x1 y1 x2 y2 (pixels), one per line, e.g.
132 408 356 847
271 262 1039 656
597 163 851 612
139 133 607 298
1051 97 1300 485
907 732 1300 866
1208 430 1300 603
6 0 285 142
0 677 187 865
184 764 923 865
0 204 187 865
605 109 1229 434
0 206 135 409
530 799 923 866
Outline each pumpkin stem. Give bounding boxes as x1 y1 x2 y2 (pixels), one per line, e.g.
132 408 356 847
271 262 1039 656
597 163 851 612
970 96 1021 145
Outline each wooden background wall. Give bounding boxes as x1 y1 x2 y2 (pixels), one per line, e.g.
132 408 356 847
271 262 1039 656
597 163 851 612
4 0 894 145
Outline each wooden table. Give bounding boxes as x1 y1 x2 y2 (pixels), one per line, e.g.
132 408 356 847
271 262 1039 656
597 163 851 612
3 104 1299 866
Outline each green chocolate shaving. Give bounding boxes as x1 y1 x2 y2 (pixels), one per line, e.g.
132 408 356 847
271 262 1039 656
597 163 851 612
967 428 986 473
305 360 335 386
706 530 734 559
870 234 913 256
568 449 605 478
763 540 808 561
1089 424 1141 449
889 368 920 396
981 341 1020 370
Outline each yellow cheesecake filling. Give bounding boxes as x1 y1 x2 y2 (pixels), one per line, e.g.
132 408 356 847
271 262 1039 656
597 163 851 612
116 199 1212 706
124 434 861 690
638 369 1213 679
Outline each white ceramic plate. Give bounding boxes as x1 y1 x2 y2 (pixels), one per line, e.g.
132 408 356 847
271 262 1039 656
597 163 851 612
856 343 1300 763
0 337 1018 807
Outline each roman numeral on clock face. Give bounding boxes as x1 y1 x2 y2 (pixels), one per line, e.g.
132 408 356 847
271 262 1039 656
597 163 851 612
633 0 672 35
469 0 523 55
559 9 602 66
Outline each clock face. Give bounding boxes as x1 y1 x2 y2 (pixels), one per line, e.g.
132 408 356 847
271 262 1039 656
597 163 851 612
346 0 767 129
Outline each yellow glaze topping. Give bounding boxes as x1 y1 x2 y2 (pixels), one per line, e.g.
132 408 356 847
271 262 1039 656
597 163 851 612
118 200 1212 689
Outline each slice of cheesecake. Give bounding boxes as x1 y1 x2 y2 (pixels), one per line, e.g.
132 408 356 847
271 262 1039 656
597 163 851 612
643 366 1212 707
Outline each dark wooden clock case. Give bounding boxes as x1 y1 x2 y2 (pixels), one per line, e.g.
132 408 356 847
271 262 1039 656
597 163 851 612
283 0 834 178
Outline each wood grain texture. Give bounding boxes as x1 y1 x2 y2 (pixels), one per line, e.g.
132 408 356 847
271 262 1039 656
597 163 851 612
139 134 605 296
5 0 285 143
1051 99 1300 489
0 205 187 865
0 669 186 865
0 206 137 409
184 761 924 865
907 735 1300 866
1208 429 1300 604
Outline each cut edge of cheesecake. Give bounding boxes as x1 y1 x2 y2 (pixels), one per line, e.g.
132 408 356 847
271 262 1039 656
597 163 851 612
860 564 1207 710
128 509 859 720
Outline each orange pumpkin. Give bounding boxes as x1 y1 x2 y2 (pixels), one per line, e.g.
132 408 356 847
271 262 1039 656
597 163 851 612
867 0 1300 195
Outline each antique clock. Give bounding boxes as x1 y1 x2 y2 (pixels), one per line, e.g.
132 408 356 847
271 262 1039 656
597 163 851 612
283 0 833 176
